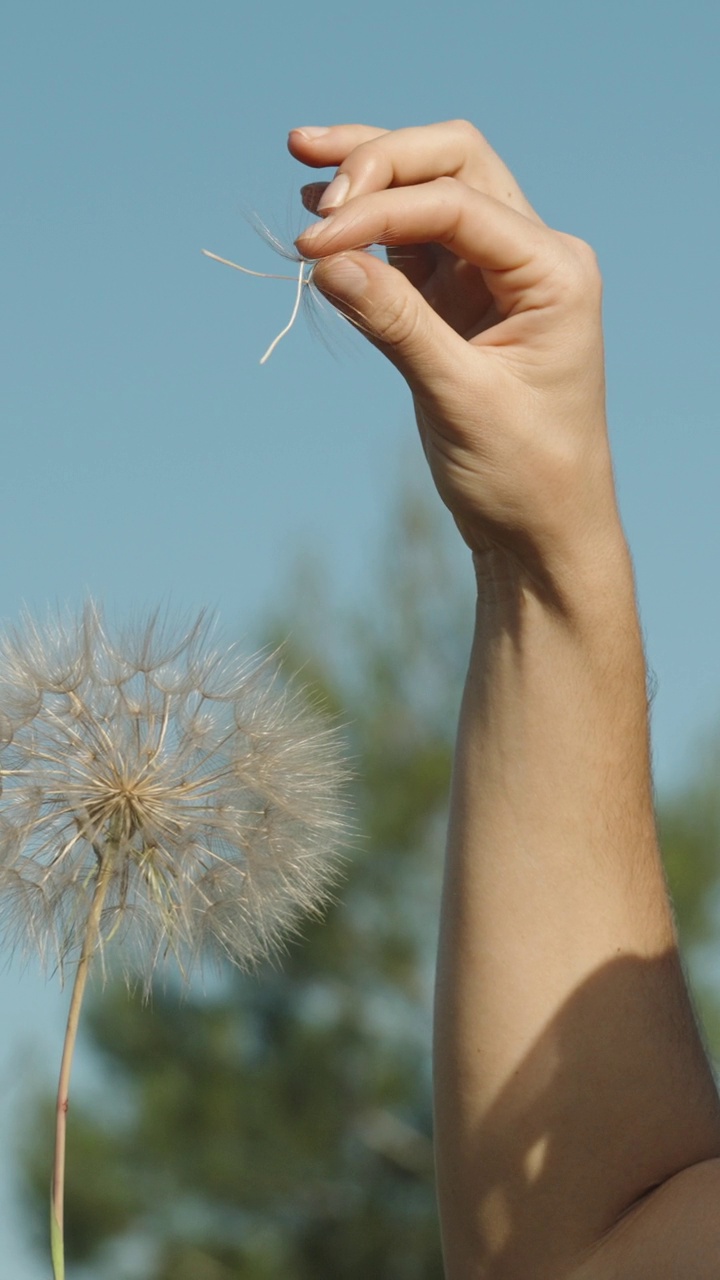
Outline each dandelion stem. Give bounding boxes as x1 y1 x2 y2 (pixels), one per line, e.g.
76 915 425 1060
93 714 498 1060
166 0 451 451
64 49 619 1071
202 247 310 363
259 258 307 364
51 838 116 1280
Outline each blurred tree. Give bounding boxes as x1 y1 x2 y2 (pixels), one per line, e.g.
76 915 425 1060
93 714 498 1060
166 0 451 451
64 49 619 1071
658 734 720 1057
21 478 473 1279
19 480 720 1277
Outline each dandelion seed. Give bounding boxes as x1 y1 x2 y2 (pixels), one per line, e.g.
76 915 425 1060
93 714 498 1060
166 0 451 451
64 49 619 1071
202 247 313 364
0 601 348 1278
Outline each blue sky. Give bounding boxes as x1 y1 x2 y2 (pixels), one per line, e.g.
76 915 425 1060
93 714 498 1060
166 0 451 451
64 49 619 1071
2 2 720 1274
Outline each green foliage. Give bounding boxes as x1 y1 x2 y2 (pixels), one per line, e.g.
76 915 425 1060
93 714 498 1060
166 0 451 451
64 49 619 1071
20 481 472 1278
24 1094 143 1263
18 479 720 1275
658 734 720 1057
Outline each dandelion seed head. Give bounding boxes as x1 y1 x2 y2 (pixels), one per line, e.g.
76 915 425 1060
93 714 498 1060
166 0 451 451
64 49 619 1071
0 603 348 987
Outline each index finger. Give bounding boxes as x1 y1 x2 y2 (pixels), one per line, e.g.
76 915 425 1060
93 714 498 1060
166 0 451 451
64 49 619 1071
297 179 565 320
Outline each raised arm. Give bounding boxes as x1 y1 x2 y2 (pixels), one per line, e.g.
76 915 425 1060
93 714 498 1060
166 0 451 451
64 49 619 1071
290 121 720 1279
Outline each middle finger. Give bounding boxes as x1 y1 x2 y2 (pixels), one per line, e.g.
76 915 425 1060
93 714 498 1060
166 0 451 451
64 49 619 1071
317 120 541 223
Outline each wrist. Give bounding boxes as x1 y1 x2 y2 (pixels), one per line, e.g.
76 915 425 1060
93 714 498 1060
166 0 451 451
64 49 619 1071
465 529 654 829
469 527 647 711
471 515 636 632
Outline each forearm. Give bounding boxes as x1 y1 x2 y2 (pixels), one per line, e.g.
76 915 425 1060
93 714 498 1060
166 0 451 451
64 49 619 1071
291 118 720 1276
434 537 720 1279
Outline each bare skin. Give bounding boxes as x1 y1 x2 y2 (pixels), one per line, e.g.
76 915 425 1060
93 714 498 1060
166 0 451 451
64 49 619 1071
289 121 720 1279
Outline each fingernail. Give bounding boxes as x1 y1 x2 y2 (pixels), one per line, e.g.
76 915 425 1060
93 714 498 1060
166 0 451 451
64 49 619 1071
291 126 330 140
300 182 328 214
317 172 350 213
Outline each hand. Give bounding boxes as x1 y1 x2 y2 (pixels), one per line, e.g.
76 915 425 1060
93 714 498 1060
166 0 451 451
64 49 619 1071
289 122 621 605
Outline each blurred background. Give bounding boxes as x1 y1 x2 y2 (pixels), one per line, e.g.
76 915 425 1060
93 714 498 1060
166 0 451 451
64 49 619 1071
2 2 720 1275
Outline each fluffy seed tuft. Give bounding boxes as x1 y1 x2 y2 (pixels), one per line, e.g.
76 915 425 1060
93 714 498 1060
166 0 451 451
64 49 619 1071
0 603 348 987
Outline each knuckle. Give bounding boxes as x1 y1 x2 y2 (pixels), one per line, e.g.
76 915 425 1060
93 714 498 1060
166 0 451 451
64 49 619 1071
433 174 459 198
342 136 384 185
569 236 602 285
447 117 481 142
353 140 381 179
553 235 604 304
431 176 463 245
446 117 495 158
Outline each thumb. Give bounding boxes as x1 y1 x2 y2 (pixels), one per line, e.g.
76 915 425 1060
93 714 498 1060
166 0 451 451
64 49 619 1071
311 251 461 388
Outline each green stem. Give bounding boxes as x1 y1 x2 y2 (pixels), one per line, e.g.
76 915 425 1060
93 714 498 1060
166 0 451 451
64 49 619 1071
51 842 116 1280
